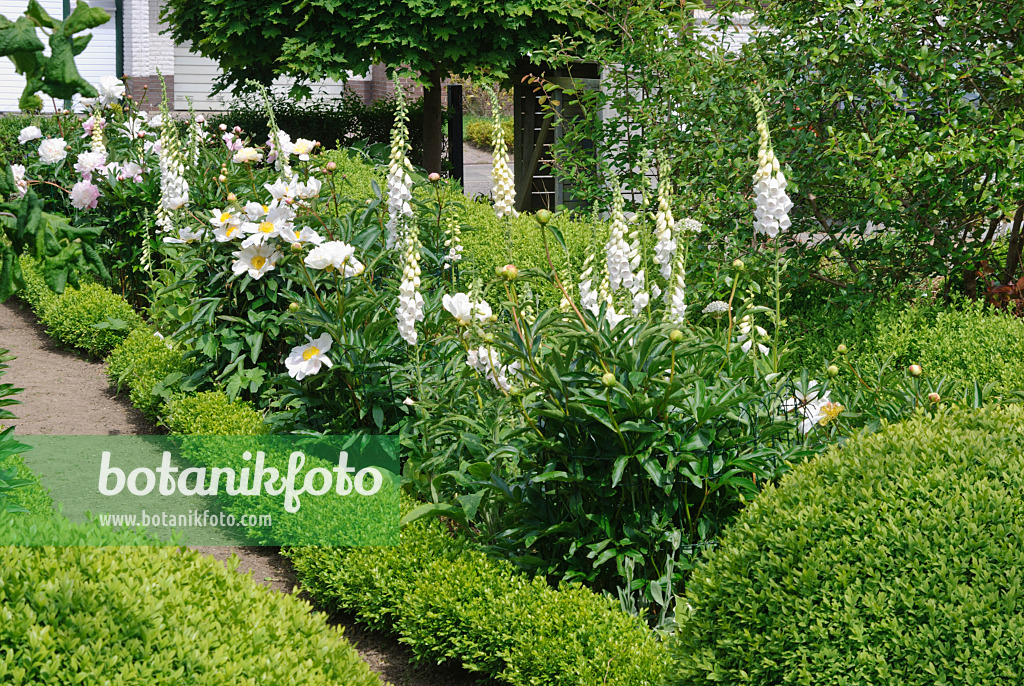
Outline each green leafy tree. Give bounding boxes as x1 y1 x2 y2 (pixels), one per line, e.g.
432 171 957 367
732 0 1024 295
160 0 585 173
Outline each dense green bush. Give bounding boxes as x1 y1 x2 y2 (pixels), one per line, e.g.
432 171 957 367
0 518 381 685
286 500 669 686
106 328 193 420
790 293 1024 396
40 282 142 357
0 114 61 168
465 116 513 153
16 255 57 315
165 390 268 436
673 404 1024 685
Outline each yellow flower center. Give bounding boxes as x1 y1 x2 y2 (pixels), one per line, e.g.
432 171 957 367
262 205 269 213
303 345 320 360
294 230 302 239
220 212 232 222
250 255 267 270
259 221 275 234
819 402 845 426
226 226 237 237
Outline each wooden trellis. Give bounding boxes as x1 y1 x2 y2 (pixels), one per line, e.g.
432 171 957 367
512 61 602 213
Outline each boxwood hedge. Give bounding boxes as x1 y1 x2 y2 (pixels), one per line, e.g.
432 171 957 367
0 515 381 685
673 404 1024 685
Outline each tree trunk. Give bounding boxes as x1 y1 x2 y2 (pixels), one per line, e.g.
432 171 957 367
422 70 444 175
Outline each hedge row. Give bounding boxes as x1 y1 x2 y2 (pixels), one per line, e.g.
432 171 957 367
285 504 670 686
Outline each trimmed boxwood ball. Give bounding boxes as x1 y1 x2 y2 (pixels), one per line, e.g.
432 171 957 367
41 282 142 357
672 404 1024 685
0 516 381 684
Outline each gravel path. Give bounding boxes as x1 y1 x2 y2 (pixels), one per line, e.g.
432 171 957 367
0 297 486 686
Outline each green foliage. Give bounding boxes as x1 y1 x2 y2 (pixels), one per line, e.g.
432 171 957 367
106 328 194 420
0 0 109 111
672 404 1024 685
0 522 382 685
16 254 56 314
791 293 1024 397
40 281 141 357
0 452 51 516
465 116 513 153
161 0 583 91
164 390 268 436
739 0 1024 292
0 113 60 167
286 500 669 686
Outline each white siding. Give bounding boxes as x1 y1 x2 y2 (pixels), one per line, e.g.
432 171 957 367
0 0 62 112
173 40 364 111
72 0 118 111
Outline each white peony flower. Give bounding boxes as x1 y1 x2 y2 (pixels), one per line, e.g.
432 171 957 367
69 180 100 210
231 243 281 280
292 138 316 161
241 204 295 247
96 76 125 106
74 150 107 181
284 225 324 245
265 177 297 201
295 177 322 199
232 147 262 164
285 333 334 381
782 382 830 434
243 201 269 221
38 138 68 164
303 241 365 277
18 126 42 145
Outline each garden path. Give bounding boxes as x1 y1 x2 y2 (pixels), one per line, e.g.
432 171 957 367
0 297 488 686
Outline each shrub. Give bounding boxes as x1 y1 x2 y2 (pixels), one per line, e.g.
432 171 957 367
106 328 193 420
0 517 381 685
165 390 268 436
41 282 142 357
672 404 1024 685
0 114 61 168
16 254 57 316
286 499 670 686
465 116 514 153
790 294 1024 396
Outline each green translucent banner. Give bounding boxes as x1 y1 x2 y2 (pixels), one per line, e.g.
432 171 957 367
5 435 399 546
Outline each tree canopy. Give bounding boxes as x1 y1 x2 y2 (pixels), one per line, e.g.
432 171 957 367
161 0 585 172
